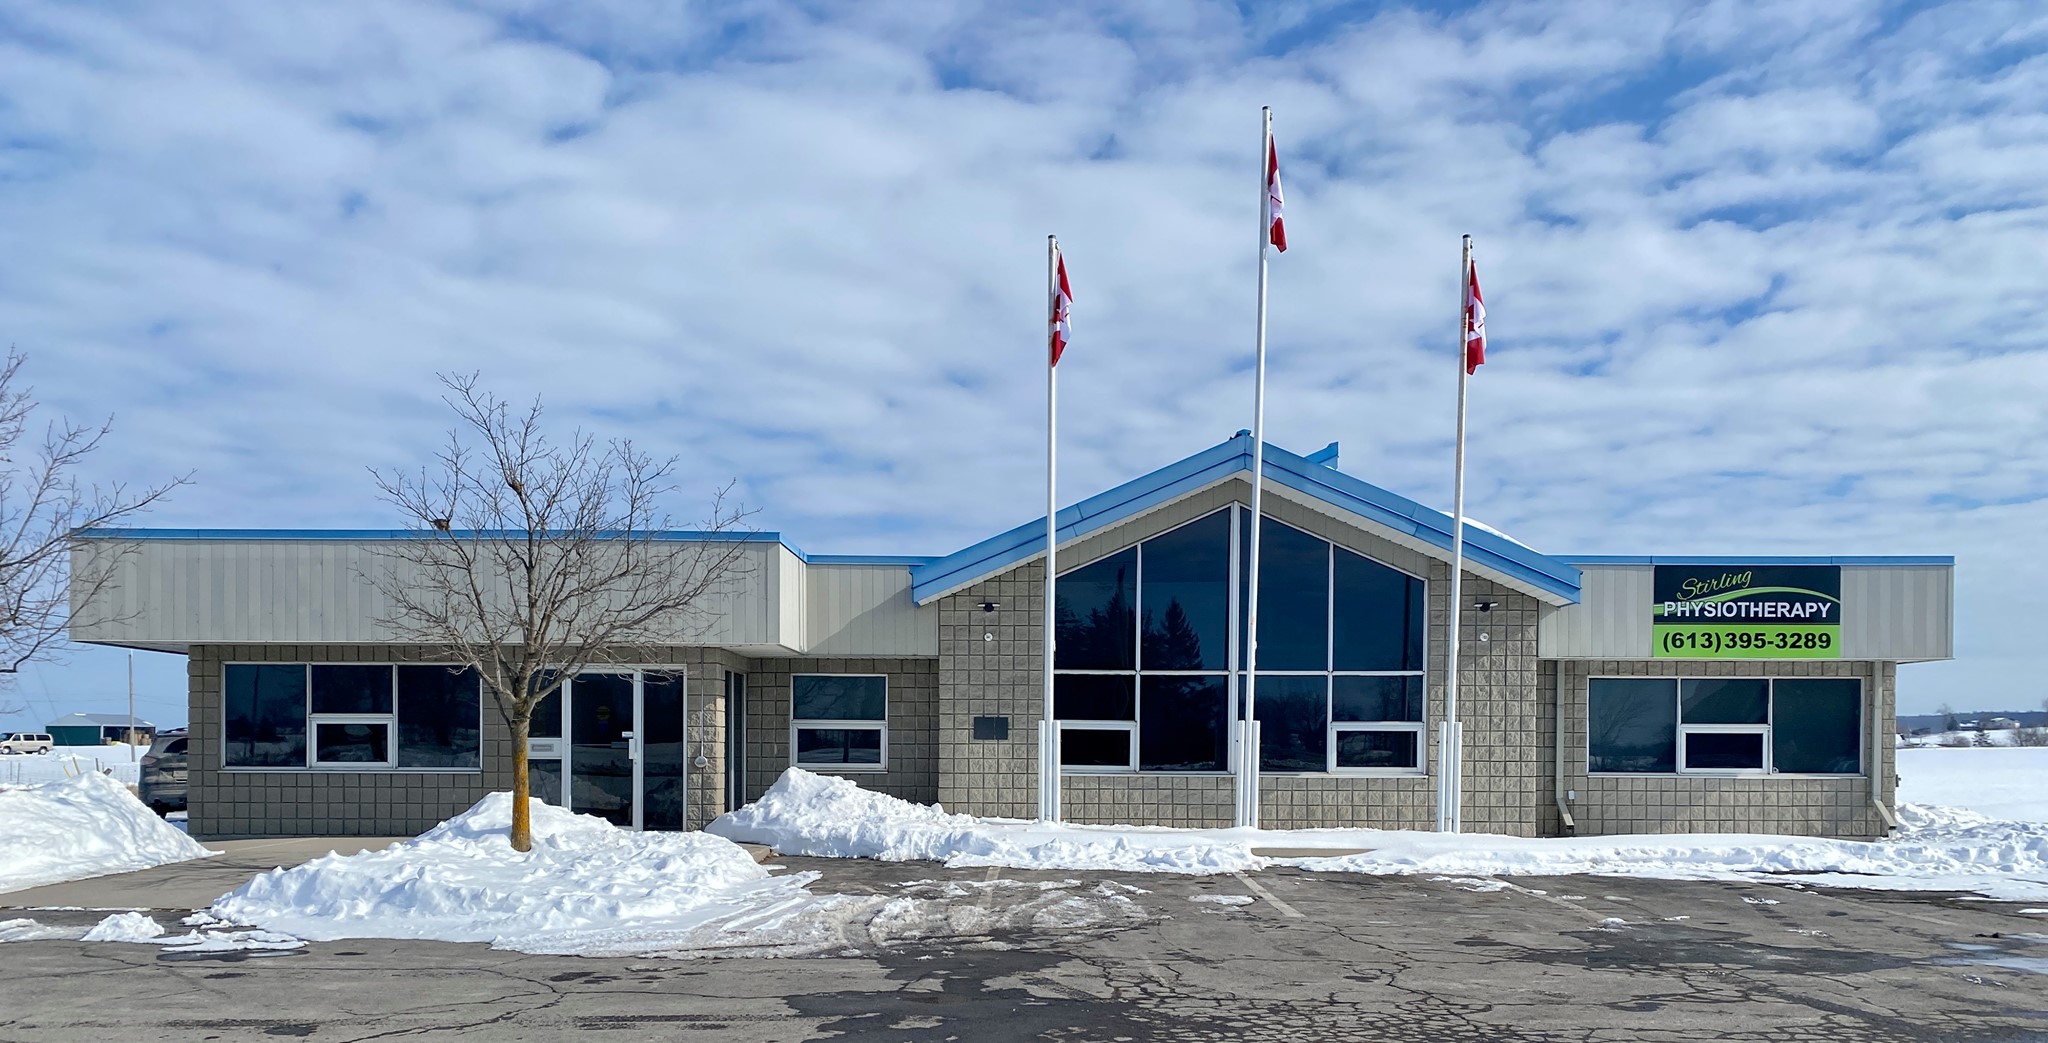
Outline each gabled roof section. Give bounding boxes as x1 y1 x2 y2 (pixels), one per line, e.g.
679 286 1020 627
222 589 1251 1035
909 434 1583 605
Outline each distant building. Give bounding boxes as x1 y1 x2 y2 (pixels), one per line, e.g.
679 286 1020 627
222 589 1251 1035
1985 717 2021 731
45 713 155 746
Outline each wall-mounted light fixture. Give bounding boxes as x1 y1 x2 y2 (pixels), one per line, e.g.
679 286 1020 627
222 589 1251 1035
980 601 1001 614
1474 600 1498 613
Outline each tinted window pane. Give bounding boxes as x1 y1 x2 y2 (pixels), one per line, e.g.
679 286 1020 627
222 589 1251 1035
796 728 882 765
314 721 390 764
1253 675 1327 772
310 665 393 715
1060 727 1132 768
1057 548 1137 670
1335 730 1418 769
792 676 886 721
1588 678 1676 773
1332 675 1425 722
642 674 687 830
531 686 562 739
530 760 562 806
1139 675 1227 771
1245 518 1329 671
1054 674 1136 721
1684 731 1764 770
397 666 482 769
1332 549 1425 672
1773 679 1861 774
224 664 307 768
1680 678 1768 724
1141 510 1231 670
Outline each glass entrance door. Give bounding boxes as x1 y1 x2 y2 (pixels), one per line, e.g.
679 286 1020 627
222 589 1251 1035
570 673 636 827
526 670 689 831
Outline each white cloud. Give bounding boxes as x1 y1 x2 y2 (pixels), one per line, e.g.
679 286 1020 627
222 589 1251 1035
2 0 2043 719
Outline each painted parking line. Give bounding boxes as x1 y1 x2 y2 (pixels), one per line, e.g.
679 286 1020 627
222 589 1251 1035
979 865 1002 909
1230 871 1303 918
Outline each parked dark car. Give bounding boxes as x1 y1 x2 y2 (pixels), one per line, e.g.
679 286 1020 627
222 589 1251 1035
138 729 188 815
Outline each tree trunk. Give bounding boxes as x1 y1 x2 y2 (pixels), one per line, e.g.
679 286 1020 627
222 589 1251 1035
510 712 533 853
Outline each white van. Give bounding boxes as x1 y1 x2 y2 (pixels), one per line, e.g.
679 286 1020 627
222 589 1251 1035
0 732 53 754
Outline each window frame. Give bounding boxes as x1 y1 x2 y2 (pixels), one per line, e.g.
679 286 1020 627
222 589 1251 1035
1329 721 1427 775
1586 675 1863 779
1051 505 1430 777
1056 721 1139 773
221 661 485 774
309 715 399 769
789 673 889 774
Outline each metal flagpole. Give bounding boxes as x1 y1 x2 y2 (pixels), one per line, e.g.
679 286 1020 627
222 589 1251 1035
1440 234 1475 833
1239 107 1275 830
1041 234 1061 822
128 651 137 760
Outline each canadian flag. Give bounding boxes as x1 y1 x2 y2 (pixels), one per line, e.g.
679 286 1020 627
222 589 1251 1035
1464 259 1486 374
1266 139 1287 252
1050 250 1073 366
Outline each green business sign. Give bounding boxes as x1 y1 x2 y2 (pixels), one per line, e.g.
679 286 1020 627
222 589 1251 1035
1651 565 1842 659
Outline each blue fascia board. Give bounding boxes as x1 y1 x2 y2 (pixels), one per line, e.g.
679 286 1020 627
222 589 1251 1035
1566 555 1954 567
72 527 936 569
910 434 1584 604
909 439 1252 602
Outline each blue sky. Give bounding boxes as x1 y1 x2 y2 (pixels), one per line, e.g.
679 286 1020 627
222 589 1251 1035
3 0 2045 729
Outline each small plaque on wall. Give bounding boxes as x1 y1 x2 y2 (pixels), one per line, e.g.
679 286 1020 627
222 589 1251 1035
971 716 1010 741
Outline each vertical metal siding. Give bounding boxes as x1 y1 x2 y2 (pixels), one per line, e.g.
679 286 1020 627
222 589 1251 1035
1841 566 1952 661
805 564 938 657
1536 566 1653 658
69 539 808 649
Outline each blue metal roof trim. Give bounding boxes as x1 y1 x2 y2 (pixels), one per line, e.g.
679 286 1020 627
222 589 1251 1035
910 435 1583 604
1566 555 1955 567
908 439 1253 602
72 528 939 569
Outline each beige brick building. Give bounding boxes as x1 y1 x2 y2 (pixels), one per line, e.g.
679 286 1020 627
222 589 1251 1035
70 435 1950 840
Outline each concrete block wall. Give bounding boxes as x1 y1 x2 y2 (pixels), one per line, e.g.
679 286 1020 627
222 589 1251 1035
1555 658 1896 838
935 564 1046 820
740 656 939 805
189 644 743 838
188 644 510 839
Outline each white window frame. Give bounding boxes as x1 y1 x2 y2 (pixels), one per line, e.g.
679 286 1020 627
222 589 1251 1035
222 661 485 774
790 673 888 773
1057 721 1139 773
1329 722 1428 775
309 714 399 769
1677 724 1770 776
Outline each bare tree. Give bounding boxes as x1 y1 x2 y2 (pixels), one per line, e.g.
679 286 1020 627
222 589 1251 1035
5 349 187 712
370 374 751 851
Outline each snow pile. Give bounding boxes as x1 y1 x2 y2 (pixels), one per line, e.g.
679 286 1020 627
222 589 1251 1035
1289 807 2048 901
209 792 826 954
715 769 2048 901
81 912 166 943
0 773 211 893
1898 747 2048 822
708 769 1262 874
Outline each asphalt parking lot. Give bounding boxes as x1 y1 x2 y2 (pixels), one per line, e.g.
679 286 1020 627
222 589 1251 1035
3 857 2046 1042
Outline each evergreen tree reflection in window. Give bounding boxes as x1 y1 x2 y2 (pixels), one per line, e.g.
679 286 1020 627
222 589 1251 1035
1140 509 1230 670
1056 547 1136 670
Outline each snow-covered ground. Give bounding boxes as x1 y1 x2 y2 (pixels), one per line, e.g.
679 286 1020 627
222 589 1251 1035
711 768 2048 902
1898 746 2048 821
205 792 1143 957
0 773 211 894
0 745 143 786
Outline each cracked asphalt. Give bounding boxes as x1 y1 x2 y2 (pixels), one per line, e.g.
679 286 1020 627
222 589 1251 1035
3 857 2047 1042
